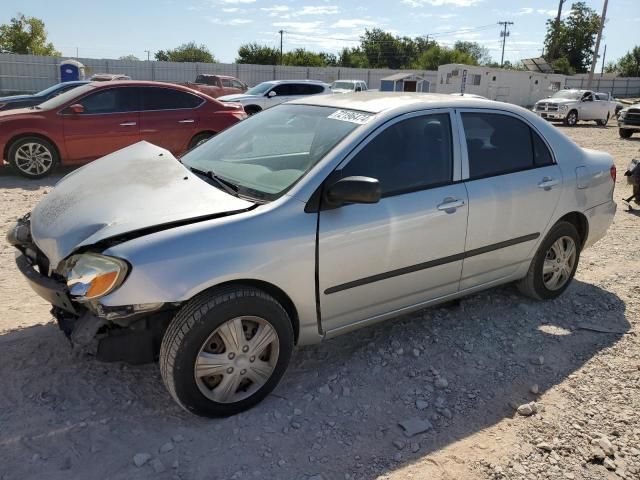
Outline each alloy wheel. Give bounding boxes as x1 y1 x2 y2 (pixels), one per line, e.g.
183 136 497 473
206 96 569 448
194 316 280 403
14 142 54 176
542 236 577 290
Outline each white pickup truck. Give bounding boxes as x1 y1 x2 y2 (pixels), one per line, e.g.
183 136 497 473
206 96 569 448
533 89 617 126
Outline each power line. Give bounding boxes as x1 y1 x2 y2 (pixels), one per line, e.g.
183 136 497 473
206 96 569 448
498 21 514 67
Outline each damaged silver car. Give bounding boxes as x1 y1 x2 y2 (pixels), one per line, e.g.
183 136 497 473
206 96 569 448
9 93 616 417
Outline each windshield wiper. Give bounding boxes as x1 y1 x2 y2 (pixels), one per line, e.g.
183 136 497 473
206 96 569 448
189 166 239 197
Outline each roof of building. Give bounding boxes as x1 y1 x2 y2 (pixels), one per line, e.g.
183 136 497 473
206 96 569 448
381 72 426 81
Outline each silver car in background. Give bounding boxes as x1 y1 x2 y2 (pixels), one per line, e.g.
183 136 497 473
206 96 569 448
9 93 616 417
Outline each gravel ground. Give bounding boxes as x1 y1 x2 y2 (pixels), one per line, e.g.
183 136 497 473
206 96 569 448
0 122 638 480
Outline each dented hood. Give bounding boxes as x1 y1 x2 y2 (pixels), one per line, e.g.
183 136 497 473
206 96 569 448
30 142 253 267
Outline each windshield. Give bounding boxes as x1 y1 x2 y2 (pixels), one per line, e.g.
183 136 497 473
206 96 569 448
181 105 371 200
38 84 95 110
551 90 582 100
332 81 355 90
245 82 275 96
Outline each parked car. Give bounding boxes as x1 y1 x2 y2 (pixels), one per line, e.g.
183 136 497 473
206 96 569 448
617 102 640 138
9 92 616 417
533 89 614 126
218 80 331 115
0 81 89 111
90 73 131 81
594 92 623 118
179 74 248 98
331 80 368 93
0 81 246 178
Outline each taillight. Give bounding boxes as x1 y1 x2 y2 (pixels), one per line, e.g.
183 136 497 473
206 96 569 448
610 165 616 183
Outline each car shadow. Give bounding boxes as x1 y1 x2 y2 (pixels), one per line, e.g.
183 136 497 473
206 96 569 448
0 279 629 479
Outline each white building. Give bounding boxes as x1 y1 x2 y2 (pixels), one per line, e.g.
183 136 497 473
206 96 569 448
436 64 566 107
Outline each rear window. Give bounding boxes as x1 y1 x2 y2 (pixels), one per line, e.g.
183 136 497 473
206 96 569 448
141 87 203 110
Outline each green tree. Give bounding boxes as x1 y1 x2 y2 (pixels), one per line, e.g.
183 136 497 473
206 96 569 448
412 44 477 70
155 42 216 63
338 47 370 68
551 57 575 75
543 2 600 73
0 13 60 56
283 49 337 67
119 54 140 61
616 46 640 77
236 43 280 65
453 41 492 65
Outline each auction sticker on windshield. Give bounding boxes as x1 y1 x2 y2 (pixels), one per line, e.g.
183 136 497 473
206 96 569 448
327 110 373 125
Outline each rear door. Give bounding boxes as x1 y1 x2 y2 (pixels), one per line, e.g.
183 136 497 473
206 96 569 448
139 86 203 154
318 110 468 333
61 86 140 162
458 110 562 289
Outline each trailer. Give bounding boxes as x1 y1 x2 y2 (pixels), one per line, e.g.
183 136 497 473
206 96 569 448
436 64 565 108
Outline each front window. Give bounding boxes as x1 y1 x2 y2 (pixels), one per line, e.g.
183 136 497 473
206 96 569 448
245 82 275 96
181 105 370 200
332 81 355 90
551 90 582 100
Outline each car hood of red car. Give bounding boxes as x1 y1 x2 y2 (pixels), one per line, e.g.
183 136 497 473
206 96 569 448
30 141 254 267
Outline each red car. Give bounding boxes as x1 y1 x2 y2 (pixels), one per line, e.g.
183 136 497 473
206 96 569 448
0 81 247 178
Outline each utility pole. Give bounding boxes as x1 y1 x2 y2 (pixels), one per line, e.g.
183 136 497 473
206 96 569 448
587 0 608 89
498 21 514 68
144 50 151 61
278 30 284 65
600 44 607 77
549 0 567 60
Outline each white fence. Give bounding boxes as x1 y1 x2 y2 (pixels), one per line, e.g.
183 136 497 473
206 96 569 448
565 76 640 98
0 53 437 94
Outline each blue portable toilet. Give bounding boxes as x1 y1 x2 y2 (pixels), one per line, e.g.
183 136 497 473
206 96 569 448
59 60 86 82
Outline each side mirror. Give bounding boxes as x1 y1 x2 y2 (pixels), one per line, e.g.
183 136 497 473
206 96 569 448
325 176 381 207
69 103 85 114
267 90 277 98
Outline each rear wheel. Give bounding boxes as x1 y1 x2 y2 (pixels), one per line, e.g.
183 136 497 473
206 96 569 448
8 136 58 179
564 110 578 126
188 132 214 150
244 105 262 116
517 221 581 300
159 286 294 417
619 129 633 139
596 113 609 126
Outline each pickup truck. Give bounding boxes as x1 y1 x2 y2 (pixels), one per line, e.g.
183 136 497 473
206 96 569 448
180 74 248 98
533 89 616 126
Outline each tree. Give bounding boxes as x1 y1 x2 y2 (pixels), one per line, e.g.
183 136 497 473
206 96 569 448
412 44 477 70
281 48 337 67
236 43 280 65
543 2 600 73
338 47 369 68
119 54 140 61
453 41 492 65
155 42 216 63
551 57 575 75
0 13 60 56
616 46 640 77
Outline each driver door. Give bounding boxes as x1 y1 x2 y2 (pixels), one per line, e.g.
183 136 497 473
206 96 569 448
318 110 468 334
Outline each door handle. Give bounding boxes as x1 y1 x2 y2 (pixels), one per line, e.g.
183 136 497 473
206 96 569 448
437 197 465 212
119 122 137 126
538 177 559 190
178 119 195 124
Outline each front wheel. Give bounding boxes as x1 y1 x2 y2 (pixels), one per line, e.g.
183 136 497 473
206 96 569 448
159 286 294 417
517 221 581 300
8 136 59 178
564 110 578 127
619 129 633 139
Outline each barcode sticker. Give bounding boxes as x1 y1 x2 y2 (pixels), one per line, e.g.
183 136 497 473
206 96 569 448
327 110 373 124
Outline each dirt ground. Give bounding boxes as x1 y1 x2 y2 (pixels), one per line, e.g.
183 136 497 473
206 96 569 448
0 122 638 480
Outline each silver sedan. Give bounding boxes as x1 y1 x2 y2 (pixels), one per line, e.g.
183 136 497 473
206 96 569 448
10 92 617 417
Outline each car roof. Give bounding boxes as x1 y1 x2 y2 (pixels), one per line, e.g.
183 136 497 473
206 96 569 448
266 79 329 86
290 91 513 114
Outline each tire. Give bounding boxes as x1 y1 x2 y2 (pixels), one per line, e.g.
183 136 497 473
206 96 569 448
244 105 262 116
8 136 59 179
160 286 294 418
188 132 214 150
619 129 633 139
517 221 581 300
563 110 578 127
596 113 609 126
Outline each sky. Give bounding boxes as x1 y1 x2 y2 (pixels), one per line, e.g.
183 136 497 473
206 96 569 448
3 0 639 67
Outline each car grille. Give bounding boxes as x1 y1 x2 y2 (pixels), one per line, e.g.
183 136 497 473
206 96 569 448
536 102 559 112
623 108 640 126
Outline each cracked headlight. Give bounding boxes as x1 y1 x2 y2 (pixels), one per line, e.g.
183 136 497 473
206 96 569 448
64 253 129 302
